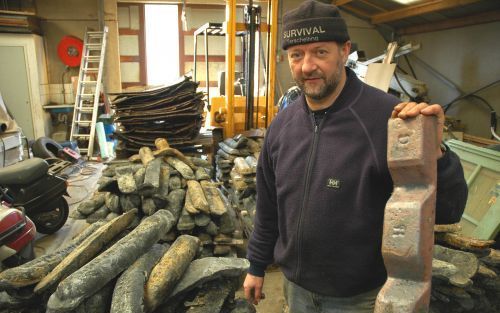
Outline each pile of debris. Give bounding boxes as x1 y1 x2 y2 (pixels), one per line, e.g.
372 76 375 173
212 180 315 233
215 132 263 189
0 211 254 313
71 138 242 258
111 76 205 156
216 130 264 238
230 191 257 238
430 224 500 313
214 131 263 239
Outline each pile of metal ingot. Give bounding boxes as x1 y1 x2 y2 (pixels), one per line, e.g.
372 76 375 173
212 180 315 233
233 193 257 240
215 131 263 239
111 76 205 155
70 138 242 258
430 224 500 313
228 152 259 238
0 211 255 313
215 133 263 189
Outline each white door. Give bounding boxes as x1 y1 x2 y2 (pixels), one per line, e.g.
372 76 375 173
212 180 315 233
0 34 49 140
0 46 34 139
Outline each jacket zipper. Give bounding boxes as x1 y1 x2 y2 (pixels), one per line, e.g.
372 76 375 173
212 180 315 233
294 113 321 281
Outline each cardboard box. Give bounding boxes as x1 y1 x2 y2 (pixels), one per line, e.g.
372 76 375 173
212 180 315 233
0 132 23 167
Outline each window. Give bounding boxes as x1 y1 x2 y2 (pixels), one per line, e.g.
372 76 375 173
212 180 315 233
145 4 180 86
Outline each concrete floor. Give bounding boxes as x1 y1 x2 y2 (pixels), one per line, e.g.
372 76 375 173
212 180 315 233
32 161 287 312
235 269 287 313
33 162 103 257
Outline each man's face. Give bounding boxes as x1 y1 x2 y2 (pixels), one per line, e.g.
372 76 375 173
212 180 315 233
287 41 350 101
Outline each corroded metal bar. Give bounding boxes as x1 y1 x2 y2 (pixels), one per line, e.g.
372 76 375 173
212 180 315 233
139 146 155 165
374 115 438 313
46 210 176 312
143 158 162 190
144 235 200 312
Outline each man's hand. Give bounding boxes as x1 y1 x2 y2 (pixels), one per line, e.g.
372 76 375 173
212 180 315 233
392 102 445 158
243 273 265 305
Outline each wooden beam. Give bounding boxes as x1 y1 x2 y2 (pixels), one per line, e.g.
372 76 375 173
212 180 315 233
178 5 185 77
183 55 243 62
0 9 36 16
371 0 481 24
463 133 499 147
341 4 372 18
185 3 224 9
118 0 270 5
122 82 145 88
120 55 141 62
139 5 147 86
397 10 500 35
118 28 140 35
335 0 354 5
359 0 387 12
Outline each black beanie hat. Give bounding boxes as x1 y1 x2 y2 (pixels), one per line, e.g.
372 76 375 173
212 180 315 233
282 0 350 50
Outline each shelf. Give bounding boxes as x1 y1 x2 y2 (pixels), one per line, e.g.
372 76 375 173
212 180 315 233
43 104 74 109
0 9 40 34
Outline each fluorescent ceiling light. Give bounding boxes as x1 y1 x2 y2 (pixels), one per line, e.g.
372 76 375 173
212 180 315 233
392 0 421 4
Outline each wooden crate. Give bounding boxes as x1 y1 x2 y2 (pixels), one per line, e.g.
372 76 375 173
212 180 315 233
447 139 500 240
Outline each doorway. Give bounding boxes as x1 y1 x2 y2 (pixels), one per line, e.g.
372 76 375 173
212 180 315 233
145 4 180 86
118 3 180 89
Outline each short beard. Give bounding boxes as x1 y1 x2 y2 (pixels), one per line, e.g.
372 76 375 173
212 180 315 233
294 58 344 101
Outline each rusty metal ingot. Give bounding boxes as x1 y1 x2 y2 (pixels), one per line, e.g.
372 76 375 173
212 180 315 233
374 115 438 313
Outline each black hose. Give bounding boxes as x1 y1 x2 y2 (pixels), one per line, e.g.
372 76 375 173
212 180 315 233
396 64 409 75
404 55 417 79
393 71 415 102
443 79 500 113
444 91 499 135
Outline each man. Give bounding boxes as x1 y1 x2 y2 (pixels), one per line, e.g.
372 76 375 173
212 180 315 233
243 1 468 312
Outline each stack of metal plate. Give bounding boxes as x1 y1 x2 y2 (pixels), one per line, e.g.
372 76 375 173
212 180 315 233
111 77 205 155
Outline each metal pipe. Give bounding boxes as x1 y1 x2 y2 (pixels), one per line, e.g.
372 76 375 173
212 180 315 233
245 3 256 130
225 0 236 138
266 0 279 127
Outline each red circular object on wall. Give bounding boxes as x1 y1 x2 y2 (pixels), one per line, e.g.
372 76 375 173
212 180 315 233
57 36 84 67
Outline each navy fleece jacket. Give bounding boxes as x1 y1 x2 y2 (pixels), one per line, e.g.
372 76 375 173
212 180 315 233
246 68 468 297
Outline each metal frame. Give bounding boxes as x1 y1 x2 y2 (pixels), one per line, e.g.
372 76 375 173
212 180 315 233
224 0 278 137
193 22 224 110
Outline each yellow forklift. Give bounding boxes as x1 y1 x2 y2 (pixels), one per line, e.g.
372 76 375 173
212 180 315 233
193 0 279 138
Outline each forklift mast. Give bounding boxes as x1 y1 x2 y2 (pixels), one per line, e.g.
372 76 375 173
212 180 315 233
192 0 279 138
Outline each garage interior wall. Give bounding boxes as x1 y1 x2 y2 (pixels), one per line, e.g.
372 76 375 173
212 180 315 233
117 3 146 89
36 0 120 96
36 0 99 104
20 0 500 140
400 21 500 138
